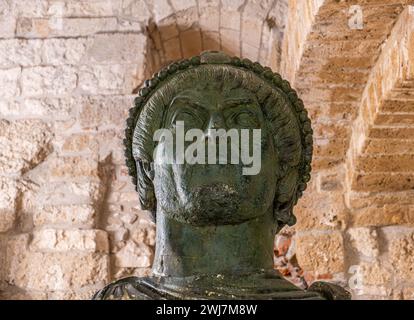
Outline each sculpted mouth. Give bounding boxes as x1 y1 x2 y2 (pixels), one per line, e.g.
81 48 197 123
188 183 242 223
193 182 238 198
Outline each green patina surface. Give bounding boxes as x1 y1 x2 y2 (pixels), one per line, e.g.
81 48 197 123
93 51 350 300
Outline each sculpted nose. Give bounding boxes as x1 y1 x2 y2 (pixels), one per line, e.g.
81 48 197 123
207 112 226 130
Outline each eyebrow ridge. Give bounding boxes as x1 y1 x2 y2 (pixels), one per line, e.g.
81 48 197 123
170 95 208 111
223 97 255 106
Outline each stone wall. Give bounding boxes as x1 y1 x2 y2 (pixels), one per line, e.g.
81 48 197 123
280 0 414 300
0 0 413 300
0 0 288 299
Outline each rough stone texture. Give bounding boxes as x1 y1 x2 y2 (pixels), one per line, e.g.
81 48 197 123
6 234 109 292
0 68 21 99
21 66 77 96
351 204 410 227
30 229 109 253
1 0 414 300
147 0 287 67
279 1 414 300
114 241 153 268
0 0 156 300
295 190 348 231
47 155 99 179
0 178 18 233
0 120 53 175
348 227 379 258
360 262 392 287
389 231 414 282
347 7 414 196
33 205 96 228
296 231 345 275
351 262 392 297
0 210 15 234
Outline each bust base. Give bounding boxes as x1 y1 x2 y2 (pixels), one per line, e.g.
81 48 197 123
92 270 350 300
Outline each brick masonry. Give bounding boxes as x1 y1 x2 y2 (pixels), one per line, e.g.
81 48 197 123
281 1 414 299
0 0 414 300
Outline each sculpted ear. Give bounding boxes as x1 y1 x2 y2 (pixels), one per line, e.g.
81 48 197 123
274 168 299 228
135 160 156 219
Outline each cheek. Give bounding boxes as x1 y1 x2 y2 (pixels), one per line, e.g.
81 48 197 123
260 135 279 199
261 131 278 170
153 164 174 197
239 135 278 208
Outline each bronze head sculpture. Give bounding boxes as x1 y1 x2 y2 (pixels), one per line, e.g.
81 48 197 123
93 51 350 300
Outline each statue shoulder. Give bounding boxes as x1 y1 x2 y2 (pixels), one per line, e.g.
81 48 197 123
307 281 351 300
92 276 162 300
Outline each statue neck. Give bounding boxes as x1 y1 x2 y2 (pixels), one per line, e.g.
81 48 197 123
152 208 276 277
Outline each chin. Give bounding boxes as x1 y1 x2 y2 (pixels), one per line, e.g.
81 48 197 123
173 182 257 226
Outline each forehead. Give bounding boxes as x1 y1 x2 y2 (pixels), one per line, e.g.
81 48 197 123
164 65 264 112
170 87 257 109
145 64 270 108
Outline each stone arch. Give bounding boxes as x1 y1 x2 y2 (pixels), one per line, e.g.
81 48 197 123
279 0 411 296
346 6 414 218
141 0 288 73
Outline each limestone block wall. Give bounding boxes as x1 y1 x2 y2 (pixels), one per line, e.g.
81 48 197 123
0 0 414 300
0 0 288 299
0 0 152 299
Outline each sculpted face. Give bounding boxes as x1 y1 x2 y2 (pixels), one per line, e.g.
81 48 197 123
93 53 330 301
130 57 312 230
151 82 278 226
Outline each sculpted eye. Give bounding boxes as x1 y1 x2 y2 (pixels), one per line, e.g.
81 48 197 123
231 111 260 128
173 110 195 123
172 109 204 129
